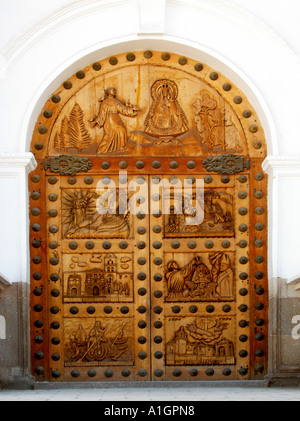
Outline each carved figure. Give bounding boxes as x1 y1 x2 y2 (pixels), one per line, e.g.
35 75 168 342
68 321 129 363
84 321 110 362
186 189 233 233
190 259 216 298
193 91 223 152
63 189 96 231
72 191 89 226
209 252 233 297
203 190 233 227
166 256 203 298
144 79 189 142
165 253 234 301
70 324 86 359
63 189 130 239
224 108 244 153
89 87 140 154
65 211 129 239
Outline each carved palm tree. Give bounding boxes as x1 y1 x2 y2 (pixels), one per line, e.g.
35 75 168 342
67 103 92 152
54 117 69 152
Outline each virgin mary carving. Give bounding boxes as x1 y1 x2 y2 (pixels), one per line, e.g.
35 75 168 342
144 79 189 142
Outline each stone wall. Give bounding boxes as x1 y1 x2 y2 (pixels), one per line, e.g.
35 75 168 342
268 278 300 386
0 280 33 389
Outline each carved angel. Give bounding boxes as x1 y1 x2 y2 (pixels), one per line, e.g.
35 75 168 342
185 318 228 345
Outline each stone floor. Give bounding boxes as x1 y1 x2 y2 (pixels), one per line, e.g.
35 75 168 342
0 385 299 401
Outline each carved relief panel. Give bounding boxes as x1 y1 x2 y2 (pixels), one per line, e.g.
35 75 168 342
45 66 252 159
165 316 235 367
29 51 268 382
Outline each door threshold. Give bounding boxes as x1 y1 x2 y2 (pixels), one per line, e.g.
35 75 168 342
32 380 269 390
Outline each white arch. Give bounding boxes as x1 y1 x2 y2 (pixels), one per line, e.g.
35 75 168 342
1 0 300 156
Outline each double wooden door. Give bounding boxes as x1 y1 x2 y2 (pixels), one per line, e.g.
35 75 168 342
29 51 268 382
30 156 267 382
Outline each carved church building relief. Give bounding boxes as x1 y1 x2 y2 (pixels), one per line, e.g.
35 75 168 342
29 51 268 383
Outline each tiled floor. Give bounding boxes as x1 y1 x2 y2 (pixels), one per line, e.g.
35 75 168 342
0 386 299 401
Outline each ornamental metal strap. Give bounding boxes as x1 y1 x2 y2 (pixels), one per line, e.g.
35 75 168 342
44 155 92 176
203 155 250 174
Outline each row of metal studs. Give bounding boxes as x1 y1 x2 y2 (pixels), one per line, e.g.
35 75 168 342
235 174 251 377
252 169 267 374
31 168 49 378
62 366 239 379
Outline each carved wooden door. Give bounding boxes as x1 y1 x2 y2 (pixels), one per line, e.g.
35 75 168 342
46 170 153 382
29 52 268 382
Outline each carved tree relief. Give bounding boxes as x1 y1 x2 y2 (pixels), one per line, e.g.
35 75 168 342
54 103 92 153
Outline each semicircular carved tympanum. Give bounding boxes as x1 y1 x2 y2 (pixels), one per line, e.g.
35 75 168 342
33 51 265 160
29 51 268 383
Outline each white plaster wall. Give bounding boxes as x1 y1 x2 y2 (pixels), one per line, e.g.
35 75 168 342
0 0 73 51
277 177 300 279
229 0 300 57
0 0 300 286
0 155 36 283
2 1 300 56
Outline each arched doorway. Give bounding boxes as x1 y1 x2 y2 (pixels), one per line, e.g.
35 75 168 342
93 286 100 297
29 51 268 382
